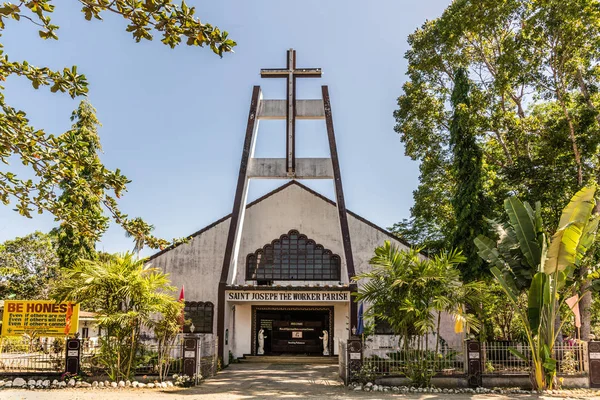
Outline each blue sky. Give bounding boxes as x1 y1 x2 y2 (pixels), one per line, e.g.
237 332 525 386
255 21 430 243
1 0 450 256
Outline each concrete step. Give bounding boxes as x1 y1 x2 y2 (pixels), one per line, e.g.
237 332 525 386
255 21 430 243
239 355 339 364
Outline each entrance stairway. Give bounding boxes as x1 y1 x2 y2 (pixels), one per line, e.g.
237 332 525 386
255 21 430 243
239 355 338 364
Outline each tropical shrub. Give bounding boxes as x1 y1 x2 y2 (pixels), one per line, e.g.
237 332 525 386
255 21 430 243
475 186 599 390
53 253 183 380
354 243 482 386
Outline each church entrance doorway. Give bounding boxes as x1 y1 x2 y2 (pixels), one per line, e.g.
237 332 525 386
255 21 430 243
252 306 333 356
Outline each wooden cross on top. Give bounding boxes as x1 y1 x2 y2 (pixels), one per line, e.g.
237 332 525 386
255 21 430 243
260 49 322 175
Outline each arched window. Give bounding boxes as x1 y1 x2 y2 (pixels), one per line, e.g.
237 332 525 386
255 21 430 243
246 230 341 281
183 301 214 333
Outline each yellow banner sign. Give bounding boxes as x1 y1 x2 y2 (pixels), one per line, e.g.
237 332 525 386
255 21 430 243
1 300 80 337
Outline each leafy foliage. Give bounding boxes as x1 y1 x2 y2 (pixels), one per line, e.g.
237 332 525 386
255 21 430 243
393 0 600 254
449 67 490 280
0 231 59 299
53 253 183 380
0 1 235 252
354 242 482 386
51 101 102 268
475 186 600 390
394 0 600 339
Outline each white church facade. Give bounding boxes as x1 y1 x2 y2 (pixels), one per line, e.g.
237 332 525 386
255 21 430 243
148 50 462 364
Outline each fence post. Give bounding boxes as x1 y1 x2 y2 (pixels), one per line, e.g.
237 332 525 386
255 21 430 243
347 337 363 383
466 340 482 388
65 338 81 375
182 336 198 383
588 341 600 388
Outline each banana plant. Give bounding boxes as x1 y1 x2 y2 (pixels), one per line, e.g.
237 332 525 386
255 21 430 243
474 186 599 390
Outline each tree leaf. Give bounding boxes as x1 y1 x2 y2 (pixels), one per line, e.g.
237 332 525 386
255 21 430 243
504 197 541 269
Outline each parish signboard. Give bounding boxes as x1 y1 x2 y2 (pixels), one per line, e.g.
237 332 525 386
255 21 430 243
226 290 349 302
1 300 80 337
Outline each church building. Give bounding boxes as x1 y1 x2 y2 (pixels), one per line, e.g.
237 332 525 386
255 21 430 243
148 50 461 364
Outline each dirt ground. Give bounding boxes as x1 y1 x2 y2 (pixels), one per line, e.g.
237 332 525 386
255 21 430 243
1 363 599 400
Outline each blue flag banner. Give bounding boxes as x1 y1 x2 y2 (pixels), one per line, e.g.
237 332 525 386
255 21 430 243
356 303 364 335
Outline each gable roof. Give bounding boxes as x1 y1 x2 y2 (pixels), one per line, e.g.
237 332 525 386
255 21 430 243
148 180 410 260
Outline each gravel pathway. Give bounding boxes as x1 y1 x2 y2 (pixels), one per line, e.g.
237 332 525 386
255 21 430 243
1 363 598 399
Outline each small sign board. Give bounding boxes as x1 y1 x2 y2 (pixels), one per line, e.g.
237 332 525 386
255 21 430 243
350 352 361 360
1 300 79 337
292 331 303 338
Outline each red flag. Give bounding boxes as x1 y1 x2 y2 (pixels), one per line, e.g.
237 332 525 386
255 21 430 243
64 303 73 336
178 286 185 332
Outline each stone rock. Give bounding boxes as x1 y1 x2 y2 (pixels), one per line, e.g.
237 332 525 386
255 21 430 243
110 381 118 388
0 380 4 388
68 379 76 387
147 383 155 388
58 381 66 388
132 381 139 388
98 381 105 387
365 382 373 387
36 379 43 386
52 380 59 386
4 382 12 388
28 379 36 386
104 380 110 387
13 378 26 387
353 386 362 391
125 380 131 387
42 380 50 388
118 381 125 388
160 382 167 388
166 381 173 387
75 381 82 387
92 381 99 388
372 385 378 391
81 382 91 388
138 383 146 388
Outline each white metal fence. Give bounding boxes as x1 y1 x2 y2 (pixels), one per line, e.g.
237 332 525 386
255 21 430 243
363 341 465 377
482 341 587 375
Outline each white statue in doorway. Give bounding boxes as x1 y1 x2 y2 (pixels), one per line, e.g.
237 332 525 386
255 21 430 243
319 330 329 356
257 329 267 355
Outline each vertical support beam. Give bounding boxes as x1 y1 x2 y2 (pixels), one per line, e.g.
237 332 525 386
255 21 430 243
218 86 262 361
322 85 357 334
287 49 296 175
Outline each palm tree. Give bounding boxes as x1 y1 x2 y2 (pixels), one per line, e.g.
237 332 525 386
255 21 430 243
354 242 482 386
53 252 182 380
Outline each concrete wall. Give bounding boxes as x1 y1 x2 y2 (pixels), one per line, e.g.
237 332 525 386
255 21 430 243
234 183 349 285
149 218 231 335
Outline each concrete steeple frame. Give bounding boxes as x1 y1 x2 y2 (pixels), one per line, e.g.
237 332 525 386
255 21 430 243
216 49 357 359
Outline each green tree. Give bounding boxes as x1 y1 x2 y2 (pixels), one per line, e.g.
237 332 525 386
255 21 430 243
394 0 600 338
53 252 182 380
52 101 103 268
354 242 481 386
0 231 59 299
449 67 489 280
475 186 600 389
0 1 236 253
